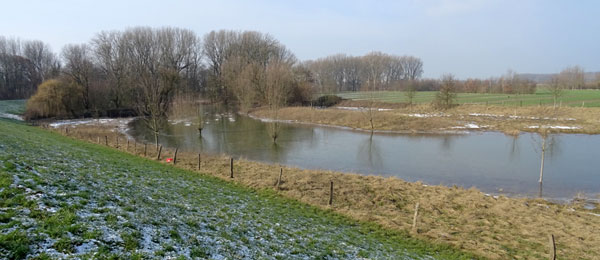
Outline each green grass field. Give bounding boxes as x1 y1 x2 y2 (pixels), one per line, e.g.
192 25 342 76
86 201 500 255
335 89 600 107
0 99 26 115
0 101 475 259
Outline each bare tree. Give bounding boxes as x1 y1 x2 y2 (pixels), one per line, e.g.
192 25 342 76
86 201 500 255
558 65 585 90
402 56 424 80
203 30 236 102
124 27 200 149
62 44 95 111
532 127 556 197
404 82 416 109
23 40 60 81
548 76 563 108
434 74 457 109
222 56 259 113
92 31 132 110
361 52 387 133
0 37 59 99
264 61 293 143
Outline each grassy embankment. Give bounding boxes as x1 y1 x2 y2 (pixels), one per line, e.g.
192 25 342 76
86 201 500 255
251 100 600 135
0 113 474 258
46 116 600 259
0 99 25 118
336 89 600 107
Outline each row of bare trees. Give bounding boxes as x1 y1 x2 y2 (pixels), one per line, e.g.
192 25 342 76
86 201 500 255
304 52 424 93
0 37 61 99
203 30 311 113
26 27 204 117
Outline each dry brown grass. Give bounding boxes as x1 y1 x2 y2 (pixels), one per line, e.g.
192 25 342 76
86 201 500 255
54 124 600 259
250 103 600 135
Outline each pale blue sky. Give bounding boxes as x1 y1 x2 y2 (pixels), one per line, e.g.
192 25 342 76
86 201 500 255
1 0 598 78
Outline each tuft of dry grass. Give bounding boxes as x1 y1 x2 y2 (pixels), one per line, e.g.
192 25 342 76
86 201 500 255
250 103 600 135
54 124 600 259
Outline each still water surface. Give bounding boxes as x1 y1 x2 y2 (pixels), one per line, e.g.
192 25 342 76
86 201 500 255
128 107 600 200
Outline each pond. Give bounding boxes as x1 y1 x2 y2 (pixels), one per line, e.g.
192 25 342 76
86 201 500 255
128 106 600 201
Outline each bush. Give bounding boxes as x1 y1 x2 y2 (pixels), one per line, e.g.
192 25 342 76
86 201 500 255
25 79 83 119
314 95 342 107
288 82 314 105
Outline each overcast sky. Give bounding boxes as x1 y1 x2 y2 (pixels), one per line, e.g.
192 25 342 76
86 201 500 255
1 0 598 78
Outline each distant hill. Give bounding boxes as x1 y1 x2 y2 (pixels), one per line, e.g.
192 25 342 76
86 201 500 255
517 72 600 83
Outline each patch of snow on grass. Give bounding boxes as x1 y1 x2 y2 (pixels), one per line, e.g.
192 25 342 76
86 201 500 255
0 112 23 120
451 123 482 129
527 125 582 130
49 118 134 128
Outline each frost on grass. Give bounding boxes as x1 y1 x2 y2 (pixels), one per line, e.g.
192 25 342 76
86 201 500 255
0 121 442 259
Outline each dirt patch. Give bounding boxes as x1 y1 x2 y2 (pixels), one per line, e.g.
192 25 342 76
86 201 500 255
53 124 600 259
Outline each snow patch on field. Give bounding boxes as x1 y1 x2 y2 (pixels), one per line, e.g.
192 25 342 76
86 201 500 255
336 106 392 112
527 125 582 130
407 113 447 118
0 112 23 120
49 117 135 138
49 118 134 128
469 113 577 121
451 123 487 129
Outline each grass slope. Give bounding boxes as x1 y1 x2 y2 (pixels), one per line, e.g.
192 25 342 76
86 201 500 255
335 89 600 107
0 99 25 118
0 118 476 259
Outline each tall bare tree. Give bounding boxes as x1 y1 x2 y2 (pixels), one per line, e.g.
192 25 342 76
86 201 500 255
92 31 132 110
23 40 60 81
264 61 293 143
361 52 388 133
123 27 201 149
62 44 95 111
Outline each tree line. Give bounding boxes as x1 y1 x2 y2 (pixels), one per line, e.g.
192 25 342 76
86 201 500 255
304 52 424 93
3 27 600 120
0 37 61 99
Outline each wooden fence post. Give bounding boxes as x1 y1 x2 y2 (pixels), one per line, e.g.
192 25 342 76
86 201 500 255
157 145 162 160
198 153 201 170
127 140 130 151
328 181 334 206
277 168 283 190
230 158 234 178
412 202 420 232
105 136 108 146
173 148 178 165
549 234 556 260
116 136 119 148
144 143 147 156
97 136 100 144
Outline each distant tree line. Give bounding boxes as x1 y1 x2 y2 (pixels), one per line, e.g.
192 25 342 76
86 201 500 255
0 37 61 99
304 52 424 93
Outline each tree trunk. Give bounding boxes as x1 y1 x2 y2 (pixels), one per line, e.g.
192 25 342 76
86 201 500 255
154 131 159 151
539 136 546 184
